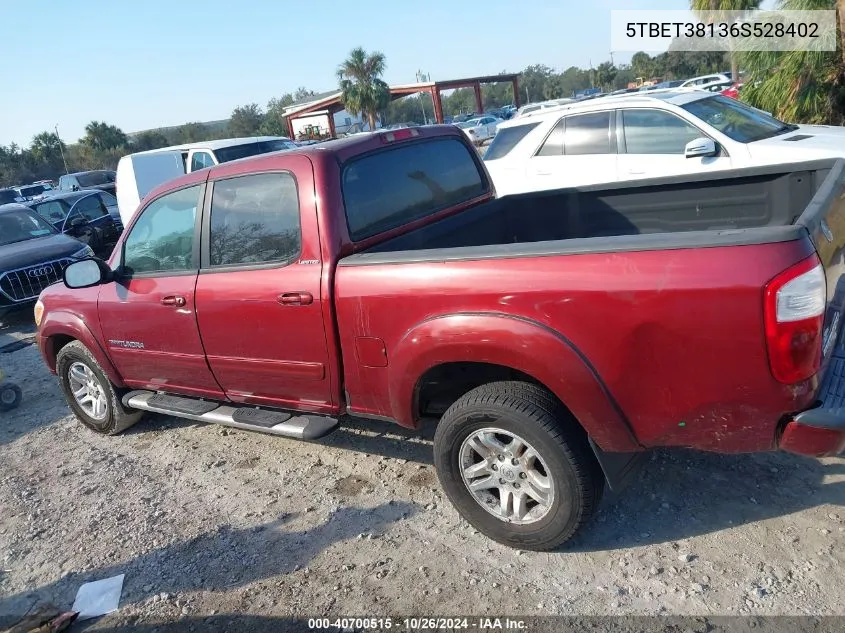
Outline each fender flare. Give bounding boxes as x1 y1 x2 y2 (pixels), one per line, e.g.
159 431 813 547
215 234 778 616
39 310 124 387
388 312 640 452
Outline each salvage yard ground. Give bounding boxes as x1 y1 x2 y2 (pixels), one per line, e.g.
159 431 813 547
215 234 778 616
0 312 844 631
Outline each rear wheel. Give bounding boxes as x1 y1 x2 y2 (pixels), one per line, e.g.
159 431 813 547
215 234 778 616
56 341 142 435
433 381 604 551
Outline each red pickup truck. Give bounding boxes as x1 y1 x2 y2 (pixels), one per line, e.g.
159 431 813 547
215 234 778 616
34 125 845 550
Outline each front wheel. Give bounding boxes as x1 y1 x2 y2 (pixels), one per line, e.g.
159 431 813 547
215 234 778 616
433 381 604 551
56 340 142 435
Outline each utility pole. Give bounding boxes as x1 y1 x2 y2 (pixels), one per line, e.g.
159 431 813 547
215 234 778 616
54 124 69 175
609 51 615 65
416 70 429 124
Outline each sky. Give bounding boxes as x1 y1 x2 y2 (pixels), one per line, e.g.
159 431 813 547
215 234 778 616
0 0 776 147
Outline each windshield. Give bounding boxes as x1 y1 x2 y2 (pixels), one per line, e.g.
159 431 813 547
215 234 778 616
214 140 297 163
0 209 57 246
0 190 18 205
681 95 792 143
76 171 116 187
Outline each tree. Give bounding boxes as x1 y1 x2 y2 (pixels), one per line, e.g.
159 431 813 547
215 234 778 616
30 132 65 168
174 122 210 144
519 64 555 104
595 62 618 91
739 0 843 124
228 103 264 137
81 121 128 152
631 51 654 79
690 0 762 79
131 130 169 152
294 87 316 102
337 47 391 131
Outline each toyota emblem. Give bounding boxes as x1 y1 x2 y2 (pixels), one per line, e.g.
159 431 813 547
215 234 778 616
27 266 52 278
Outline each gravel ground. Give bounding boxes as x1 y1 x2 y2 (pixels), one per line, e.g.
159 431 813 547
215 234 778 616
1 312 844 631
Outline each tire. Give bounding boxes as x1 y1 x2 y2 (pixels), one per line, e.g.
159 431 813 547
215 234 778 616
0 383 22 410
56 340 143 435
433 381 604 551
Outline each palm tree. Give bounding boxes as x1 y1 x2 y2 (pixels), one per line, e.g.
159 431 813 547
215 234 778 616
690 0 761 79
337 47 391 132
739 0 844 124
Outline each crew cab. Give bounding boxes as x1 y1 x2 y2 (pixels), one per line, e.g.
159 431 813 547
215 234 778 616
34 126 845 550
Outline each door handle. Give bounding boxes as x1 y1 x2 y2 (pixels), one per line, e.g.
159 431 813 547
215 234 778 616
627 169 646 175
535 170 551 176
161 295 186 307
278 292 313 306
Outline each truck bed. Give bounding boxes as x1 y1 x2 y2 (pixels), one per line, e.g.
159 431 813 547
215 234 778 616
351 160 836 262
335 159 845 452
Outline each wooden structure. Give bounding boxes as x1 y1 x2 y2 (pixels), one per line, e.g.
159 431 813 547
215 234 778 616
283 73 521 138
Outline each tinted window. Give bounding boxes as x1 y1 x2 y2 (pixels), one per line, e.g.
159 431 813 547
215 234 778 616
31 200 69 224
342 138 487 241
72 195 108 221
0 190 19 205
0 210 56 246
564 112 613 155
484 122 541 160
190 152 215 171
123 185 200 274
98 192 118 206
76 171 115 187
536 119 565 156
622 109 703 154
208 173 300 267
213 140 296 164
17 185 46 197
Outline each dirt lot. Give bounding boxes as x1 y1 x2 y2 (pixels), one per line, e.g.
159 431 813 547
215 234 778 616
1 312 844 631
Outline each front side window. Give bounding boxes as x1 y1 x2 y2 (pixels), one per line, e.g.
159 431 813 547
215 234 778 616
208 173 301 267
123 185 200 275
563 112 613 155
342 137 487 241
190 152 215 171
622 109 703 154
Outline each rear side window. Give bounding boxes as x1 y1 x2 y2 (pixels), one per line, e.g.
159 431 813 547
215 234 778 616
563 112 613 155
484 122 541 160
32 200 68 224
342 138 487 241
537 119 565 156
208 172 301 267
190 152 215 171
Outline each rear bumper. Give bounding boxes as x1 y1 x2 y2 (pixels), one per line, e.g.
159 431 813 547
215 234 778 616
779 357 845 457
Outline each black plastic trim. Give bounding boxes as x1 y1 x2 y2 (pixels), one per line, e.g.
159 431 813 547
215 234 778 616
339 225 806 266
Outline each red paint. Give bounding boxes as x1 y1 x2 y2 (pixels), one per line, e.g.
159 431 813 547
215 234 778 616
34 125 845 459
721 83 742 99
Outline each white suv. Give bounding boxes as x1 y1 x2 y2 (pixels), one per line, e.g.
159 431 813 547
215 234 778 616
483 89 845 196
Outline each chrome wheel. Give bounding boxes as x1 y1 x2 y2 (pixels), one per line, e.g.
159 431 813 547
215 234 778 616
459 428 555 525
68 361 108 420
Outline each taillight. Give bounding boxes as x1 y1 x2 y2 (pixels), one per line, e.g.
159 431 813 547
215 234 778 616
764 255 826 383
379 128 420 143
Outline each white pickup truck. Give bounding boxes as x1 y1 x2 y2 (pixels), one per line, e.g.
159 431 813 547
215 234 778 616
115 136 299 225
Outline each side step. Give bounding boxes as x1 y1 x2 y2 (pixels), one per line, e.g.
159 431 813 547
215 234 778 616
122 391 338 440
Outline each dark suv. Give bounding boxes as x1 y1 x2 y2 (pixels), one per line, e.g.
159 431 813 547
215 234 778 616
0 203 93 315
26 191 123 258
58 170 116 195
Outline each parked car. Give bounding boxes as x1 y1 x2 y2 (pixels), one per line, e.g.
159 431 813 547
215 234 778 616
515 99 574 118
484 89 845 196
456 116 503 144
0 203 93 316
32 125 845 551
115 136 300 226
58 170 117 196
720 82 743 99
679 72 733 88
13 183 54 201
25 191 123 258
0 189 20 205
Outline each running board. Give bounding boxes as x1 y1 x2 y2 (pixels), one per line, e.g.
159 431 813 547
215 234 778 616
122 390 338 440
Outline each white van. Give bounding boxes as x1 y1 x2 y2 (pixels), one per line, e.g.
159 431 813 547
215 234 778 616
115 136 299 225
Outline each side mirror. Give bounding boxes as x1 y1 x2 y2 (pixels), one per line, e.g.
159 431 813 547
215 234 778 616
64 258 110 289
69 216 87 228
685 137 718 158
